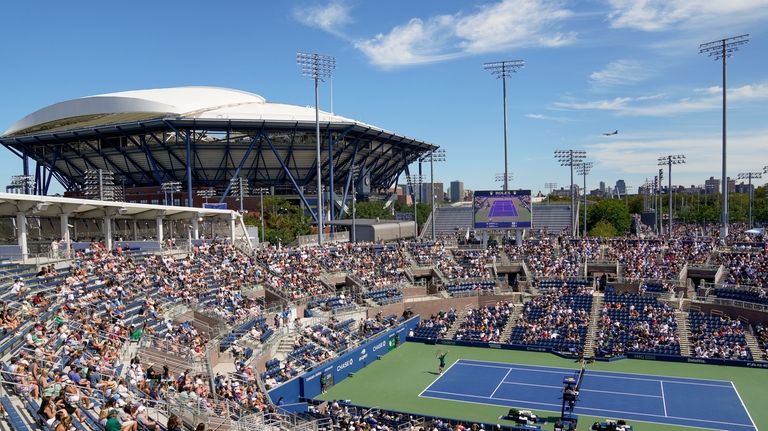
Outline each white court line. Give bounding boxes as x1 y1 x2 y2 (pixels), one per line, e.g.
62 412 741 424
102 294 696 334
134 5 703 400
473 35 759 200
489 368 512 398
730 381 759 431
456 358 733 384
500 381 663 399
420 389 754 429
455 360 731 387
660 381 668 417
417 360 459 398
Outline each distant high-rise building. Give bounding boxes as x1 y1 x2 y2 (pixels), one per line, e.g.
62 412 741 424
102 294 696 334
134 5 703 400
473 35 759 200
599 181 606 193
450 181 465 202
704 176 720 195
615 179 626 196
421 182 444 204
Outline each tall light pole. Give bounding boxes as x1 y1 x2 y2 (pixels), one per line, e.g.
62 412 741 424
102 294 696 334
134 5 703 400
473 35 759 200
484 60 524 192
554 150 586 236
297 51 336 245
230 177 248 212
700 34 749 241
738 172 762 227
545 182 557 203
407 174 424 238
253 187 269 243
420 149 446 241
658 168 664 234
658 155 686 236
161 181 181 206
576 162 593 237
349 165 360 243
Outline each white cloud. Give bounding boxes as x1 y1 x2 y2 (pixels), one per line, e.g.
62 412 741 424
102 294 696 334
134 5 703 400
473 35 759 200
554 83 768 116
353 0 575 68
293 1 352 36
606 0 768 32
526 113 571 122
585 131 768 186
590 59 651 87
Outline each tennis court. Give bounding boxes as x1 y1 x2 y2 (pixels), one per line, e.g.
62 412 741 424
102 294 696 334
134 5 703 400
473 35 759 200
488 199 518 218
420 359 757 431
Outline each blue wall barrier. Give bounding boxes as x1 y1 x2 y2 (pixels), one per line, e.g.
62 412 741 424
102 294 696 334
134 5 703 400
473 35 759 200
268 316 420 405
407 337 768 369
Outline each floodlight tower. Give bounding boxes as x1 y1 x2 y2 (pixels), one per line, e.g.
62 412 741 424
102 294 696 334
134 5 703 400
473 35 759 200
738 172 762 227
545 182 557 203
161 181 182 206
230 177 249 212
576 162 593 237
554 150 586 236
658 155 686 236
699 34 749 241
297 51 336 245
420 149 446 241
407 174 425 238
196 188 216 205
484 60 524 192
253 187 270 243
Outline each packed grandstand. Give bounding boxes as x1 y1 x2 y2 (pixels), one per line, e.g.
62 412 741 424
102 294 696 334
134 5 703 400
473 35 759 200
0 216 766 431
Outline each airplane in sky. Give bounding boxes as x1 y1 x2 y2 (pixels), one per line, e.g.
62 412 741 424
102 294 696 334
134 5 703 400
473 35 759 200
602 130 618 136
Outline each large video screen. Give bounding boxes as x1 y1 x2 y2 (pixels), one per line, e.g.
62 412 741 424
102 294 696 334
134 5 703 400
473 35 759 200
473 190 532 229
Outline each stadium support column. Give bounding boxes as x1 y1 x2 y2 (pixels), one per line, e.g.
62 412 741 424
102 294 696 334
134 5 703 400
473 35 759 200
60 213 69 247
16 212 28 260
192 216 200 240
229 212 237 245
186 130 193 207
156 216 164 244
104 216 113 250
132 219 138 241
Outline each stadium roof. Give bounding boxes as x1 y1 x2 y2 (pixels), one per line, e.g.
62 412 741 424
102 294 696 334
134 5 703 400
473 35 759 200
3 86 385 137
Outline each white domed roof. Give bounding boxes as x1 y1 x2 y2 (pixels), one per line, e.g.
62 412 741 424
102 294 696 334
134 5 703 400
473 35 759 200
4 86 358 136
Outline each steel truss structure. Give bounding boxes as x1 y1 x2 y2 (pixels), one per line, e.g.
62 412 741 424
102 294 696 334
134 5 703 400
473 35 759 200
1 118 435 224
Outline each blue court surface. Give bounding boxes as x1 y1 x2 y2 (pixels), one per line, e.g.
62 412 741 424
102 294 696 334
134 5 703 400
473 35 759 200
489 200 518 218
420 359 757 431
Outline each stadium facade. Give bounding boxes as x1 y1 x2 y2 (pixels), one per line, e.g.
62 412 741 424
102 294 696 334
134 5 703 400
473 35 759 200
0 86 437 222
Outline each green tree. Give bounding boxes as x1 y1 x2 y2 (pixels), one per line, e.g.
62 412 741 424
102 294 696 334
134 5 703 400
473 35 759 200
589 220 618 237
355 201 394 220
586 198 630 234
243 196 311 245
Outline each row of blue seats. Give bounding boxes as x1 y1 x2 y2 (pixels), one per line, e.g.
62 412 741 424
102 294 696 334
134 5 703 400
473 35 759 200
712 287 768 305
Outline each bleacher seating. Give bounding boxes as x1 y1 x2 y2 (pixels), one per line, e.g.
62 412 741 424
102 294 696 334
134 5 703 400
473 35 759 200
689 312 753 361
531 204 572 234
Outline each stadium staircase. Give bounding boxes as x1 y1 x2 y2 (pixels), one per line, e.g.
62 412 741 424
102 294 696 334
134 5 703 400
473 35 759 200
744 332 766 362
675 310 692 356
583 292 603 355
531 203 572 234
428 205 474 236
444 307 470 339
499 304 523 341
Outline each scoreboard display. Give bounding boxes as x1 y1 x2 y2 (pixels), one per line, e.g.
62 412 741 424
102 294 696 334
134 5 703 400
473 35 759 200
473 190 532 229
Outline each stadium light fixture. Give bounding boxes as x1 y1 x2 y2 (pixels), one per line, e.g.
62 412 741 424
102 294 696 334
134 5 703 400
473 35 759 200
699 34 749 242
230 177 250 213
495 173 514 186
575 161 593 237
420 149 447 241
407 174 425 238
161 181 182 206
658 155 685 236
554 149 586 236
196 188 216 205
484 60 524 192
737 172 762 227
6 175 35 195
298 51 336 246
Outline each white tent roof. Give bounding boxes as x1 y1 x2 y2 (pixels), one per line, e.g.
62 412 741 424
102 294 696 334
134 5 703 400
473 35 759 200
3 86 365 136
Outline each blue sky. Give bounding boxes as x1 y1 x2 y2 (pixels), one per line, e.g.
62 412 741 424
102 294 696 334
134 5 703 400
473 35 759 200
1 0 767 195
